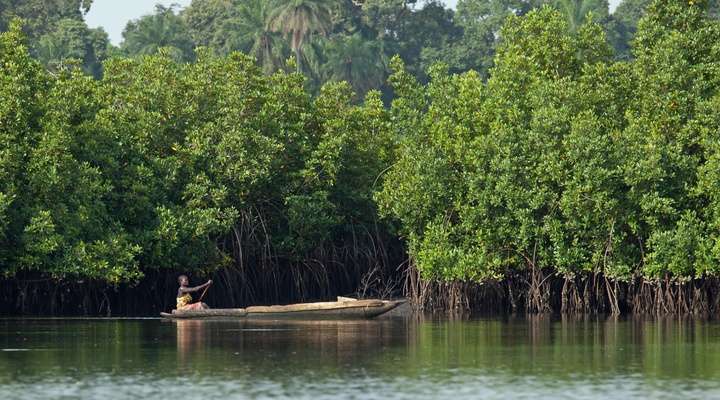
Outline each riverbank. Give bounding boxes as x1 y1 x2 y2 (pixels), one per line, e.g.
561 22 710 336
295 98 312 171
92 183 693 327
409 269 720 315
0 265 404 317
5 266 720 317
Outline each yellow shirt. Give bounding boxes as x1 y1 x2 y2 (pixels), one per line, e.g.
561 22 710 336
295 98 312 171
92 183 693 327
176 293 192 309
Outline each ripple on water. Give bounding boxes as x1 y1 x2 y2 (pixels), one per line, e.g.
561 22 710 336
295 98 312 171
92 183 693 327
3 373 720 400
2 318 720 399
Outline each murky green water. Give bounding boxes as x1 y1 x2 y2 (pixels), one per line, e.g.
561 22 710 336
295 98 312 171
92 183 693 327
1 316 720 399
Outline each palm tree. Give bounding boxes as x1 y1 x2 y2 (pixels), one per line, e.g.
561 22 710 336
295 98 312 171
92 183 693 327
35 18 107 77
322 33 387 96
221 0 289 73
553 0 608 32
121 4 195 61
267 0 335 73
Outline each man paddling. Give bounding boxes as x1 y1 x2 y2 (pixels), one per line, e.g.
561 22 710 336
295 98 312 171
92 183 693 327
176 275 212 311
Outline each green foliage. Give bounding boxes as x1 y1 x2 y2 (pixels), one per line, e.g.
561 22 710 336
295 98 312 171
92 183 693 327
0 0 112 77
380 1 463 80
182 0 237 48
9 0 718 92
608 0 719 59
321 33 387 95
121 5 195 62
379 0 720 284
0 22 393 283
267 0 335 73
3 0 720 291
553 0 609 32
112 0 541 95
0 22 139 282
218 0 289 72
439 0 533 78
109 0 610 94
0 0 93 37
35 18 110 77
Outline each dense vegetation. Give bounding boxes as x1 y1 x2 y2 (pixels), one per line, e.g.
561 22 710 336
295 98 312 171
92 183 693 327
379 0 720 313
2 0 720 315
117 0 719 94
6 0 719 95
0 19 399 314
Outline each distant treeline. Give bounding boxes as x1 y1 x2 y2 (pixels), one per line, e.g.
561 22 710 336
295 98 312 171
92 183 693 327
2 0 720 315
2 0 718 95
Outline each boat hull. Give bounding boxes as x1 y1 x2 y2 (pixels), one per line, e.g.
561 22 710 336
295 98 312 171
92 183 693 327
160 308 247 319
160 299 404 320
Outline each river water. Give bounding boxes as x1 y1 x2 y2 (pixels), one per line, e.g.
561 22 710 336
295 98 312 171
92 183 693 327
1 316 719 399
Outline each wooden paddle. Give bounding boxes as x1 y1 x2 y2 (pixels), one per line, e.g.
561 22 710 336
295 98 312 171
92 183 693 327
198 280 212 302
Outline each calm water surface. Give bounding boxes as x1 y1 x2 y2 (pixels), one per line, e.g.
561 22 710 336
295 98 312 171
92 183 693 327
1 316 719 399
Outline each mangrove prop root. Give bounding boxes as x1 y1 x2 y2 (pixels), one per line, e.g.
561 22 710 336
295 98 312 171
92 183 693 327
407 265 720 315
0 227 404 316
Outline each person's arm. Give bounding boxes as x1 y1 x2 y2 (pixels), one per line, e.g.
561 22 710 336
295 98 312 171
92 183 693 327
179 280 212 294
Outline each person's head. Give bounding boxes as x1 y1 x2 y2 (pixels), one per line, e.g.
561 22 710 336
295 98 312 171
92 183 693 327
178 275 189 286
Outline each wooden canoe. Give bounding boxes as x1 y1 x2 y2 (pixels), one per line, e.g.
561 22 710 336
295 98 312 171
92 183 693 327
160 308 247 319
160 298 405 320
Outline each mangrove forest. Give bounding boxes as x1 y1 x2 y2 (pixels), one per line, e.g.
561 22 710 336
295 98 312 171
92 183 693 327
2 0 720 315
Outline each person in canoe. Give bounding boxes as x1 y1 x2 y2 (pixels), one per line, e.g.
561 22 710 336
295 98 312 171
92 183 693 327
176 275 212 311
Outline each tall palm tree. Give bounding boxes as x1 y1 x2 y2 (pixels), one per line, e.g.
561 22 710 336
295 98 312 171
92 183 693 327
267 0 335 73
121 4 195 61
322 33 387 96
553 0 608 32
221 0 288 73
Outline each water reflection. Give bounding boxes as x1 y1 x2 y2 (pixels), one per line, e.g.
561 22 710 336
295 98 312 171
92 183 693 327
172 319 413 372
1 316 720 398
175 320 205 366
162 315 720 381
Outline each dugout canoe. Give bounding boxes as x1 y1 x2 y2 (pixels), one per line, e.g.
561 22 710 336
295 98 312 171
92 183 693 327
160 297 405 320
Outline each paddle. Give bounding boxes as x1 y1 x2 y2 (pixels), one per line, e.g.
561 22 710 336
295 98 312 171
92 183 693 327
198 280 212 302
